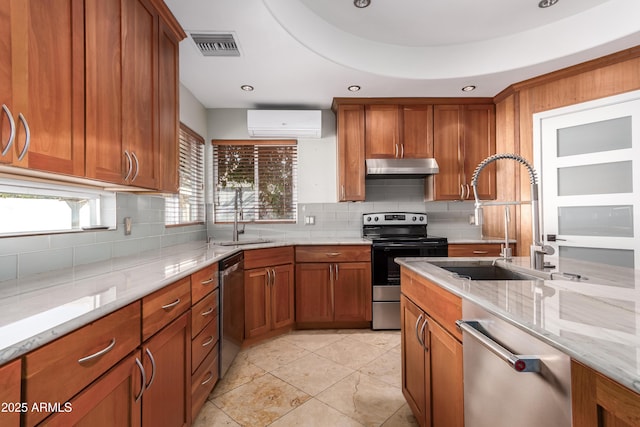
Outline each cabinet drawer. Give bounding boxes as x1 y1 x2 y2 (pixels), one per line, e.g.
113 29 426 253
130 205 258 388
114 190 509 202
191 342 219 421
448 243 514 257
191 289 218 339
191 264 218 304
23 302 141 426
142 276 191 341
244 246 294 269
295 245 371 263
191 316 219 372
401 269 462 341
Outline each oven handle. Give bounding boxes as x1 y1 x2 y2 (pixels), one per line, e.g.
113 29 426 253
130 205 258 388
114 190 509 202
375 243 448 249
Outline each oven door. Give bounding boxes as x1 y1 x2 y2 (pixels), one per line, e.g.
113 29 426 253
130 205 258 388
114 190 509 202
372 242 448 288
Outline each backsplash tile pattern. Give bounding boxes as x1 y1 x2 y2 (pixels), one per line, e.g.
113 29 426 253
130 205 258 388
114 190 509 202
0 193 207 281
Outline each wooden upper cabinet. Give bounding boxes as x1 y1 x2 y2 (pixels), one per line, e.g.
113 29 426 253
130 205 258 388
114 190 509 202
433 104 495 200
0 1 14 165
365 104 401 158
6 0 85 175
337 104 366 201
402 105 433 158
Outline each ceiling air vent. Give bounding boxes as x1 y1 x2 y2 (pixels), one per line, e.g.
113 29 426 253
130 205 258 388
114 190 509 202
191 33 240 57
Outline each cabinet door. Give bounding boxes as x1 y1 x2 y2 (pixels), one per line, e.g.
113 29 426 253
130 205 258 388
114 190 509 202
463 104 496 200
244 268 270 338
402 105 433 158
0 359 21 427
271 263 295 330
295 263 333 323
122 0 159 189
337 104 366 201
142 313 190 427
333 262 372 322
401 296 429 427
365 104 400 158
84 0 125 184
9 0 85 175
40 351 143 427
0 1 14 165
433 105 464 200
429 316 464 427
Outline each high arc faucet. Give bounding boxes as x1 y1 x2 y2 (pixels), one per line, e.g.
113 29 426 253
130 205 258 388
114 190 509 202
470 153 554 270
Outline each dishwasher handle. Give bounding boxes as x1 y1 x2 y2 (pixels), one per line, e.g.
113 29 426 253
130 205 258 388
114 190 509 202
456 320 541 373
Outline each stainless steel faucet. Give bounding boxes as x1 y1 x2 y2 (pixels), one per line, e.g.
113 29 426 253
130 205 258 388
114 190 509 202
232 188 245 242
470 153 554 270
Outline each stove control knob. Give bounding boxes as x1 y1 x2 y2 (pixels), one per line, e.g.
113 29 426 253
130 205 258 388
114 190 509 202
419 216 425 222
412 216 417 221
366 216 371 222
374 216 379 222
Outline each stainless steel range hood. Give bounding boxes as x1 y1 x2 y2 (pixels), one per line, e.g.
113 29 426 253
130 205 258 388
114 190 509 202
366 158 439 178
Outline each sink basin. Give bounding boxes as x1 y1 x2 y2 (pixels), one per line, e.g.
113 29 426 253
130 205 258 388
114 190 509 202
432 262 544 281
216 239 272 246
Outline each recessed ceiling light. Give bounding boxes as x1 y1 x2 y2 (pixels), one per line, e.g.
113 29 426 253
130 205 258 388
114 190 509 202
354 0 371 8
347 85 361 92
240 84 254 91
461 85 476 92
538 0 558 8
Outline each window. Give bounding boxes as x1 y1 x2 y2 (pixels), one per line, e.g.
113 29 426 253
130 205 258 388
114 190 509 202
165 124 205 226
0 178 116 236
213 140 297 223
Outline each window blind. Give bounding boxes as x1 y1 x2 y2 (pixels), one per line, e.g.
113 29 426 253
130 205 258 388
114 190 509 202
165 124 205 225
213 140 297 223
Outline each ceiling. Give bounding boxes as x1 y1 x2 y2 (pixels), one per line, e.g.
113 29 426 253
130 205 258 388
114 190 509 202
165 0 640 110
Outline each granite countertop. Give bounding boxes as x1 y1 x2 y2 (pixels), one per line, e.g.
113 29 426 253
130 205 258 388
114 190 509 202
396 256 640 394
0 238 371 363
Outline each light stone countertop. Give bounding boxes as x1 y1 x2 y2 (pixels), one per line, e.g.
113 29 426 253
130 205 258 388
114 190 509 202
0 238 370 363
396 256 640 394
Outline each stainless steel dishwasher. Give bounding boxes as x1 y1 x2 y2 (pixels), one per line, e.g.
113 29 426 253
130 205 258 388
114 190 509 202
219 252 244 378
457 300 571 427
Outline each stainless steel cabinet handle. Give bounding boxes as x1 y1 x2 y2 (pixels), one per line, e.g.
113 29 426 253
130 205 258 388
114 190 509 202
466 184 471 199
145 348 157 388
334 263 339 281
201 371 214 386
201 307 214 316
266 268 272 287
419 317 429 351
400 144 404 158
1 104 16 156
326 252 341 257
414 314 424 347
131 151 140 182
78 338 116 364
202 335 215 347
473 250 489 254
161 298 181 310
341 185 345 200
329 264 334 282
16 113 30 161
456 320 541 373
460 184 465 200
123 151 133 181
201 277 216 285
395 143 399 158
134 357 146 402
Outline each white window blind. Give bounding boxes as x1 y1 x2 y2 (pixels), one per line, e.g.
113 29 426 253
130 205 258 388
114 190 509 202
165 124 205 225
213 140 297 223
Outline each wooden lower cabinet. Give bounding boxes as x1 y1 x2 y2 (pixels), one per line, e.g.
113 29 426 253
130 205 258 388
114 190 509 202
401 284 463 427
245 263 295 339
0 359 21 427
572 360 640 427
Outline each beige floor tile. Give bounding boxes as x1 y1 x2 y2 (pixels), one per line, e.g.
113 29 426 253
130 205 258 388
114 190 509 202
359 350 402 388
245 338 310 372
210 351 266 398
192 401 240 427
314 337 386 370
349 331 401 351
269 398 365 427
271 352 354 395
212 373 311 426
282 329 345 351
381 403 420 427
316 371 406 427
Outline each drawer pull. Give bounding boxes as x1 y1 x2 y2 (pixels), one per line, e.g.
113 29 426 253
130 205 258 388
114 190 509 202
473 250 489 254
201 307 214 316
134 357 146 402
145 348 157 388
201 371 214 386
202 336 215 347
326 252 341 257
77 338 116 364
201 277 216 285
161 298 181 310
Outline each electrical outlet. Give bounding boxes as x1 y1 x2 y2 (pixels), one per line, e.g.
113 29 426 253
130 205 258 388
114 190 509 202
469 214 475 225
304 216 315 225
124 217 132 235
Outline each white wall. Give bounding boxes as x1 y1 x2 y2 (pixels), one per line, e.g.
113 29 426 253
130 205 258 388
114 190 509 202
179 83 208 138
207 108 337 203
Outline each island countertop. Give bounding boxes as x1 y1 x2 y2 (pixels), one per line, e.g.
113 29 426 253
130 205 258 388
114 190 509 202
396 256 640 395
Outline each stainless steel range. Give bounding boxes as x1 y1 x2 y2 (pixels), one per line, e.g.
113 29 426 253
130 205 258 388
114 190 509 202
363 212 448 330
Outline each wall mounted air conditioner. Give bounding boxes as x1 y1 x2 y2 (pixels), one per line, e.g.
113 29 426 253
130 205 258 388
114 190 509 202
247 110 322 138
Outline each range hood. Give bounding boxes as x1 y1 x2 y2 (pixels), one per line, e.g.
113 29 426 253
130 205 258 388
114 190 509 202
366 158 439 178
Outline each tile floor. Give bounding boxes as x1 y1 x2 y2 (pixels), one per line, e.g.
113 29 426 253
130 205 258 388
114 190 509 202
193 329 419 427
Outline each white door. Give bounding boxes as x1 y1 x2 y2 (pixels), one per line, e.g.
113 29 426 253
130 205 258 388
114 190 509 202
534 92 640 269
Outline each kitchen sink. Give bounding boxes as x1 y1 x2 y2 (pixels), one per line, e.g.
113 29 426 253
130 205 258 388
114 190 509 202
430 262 545 281
216 239 272 246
